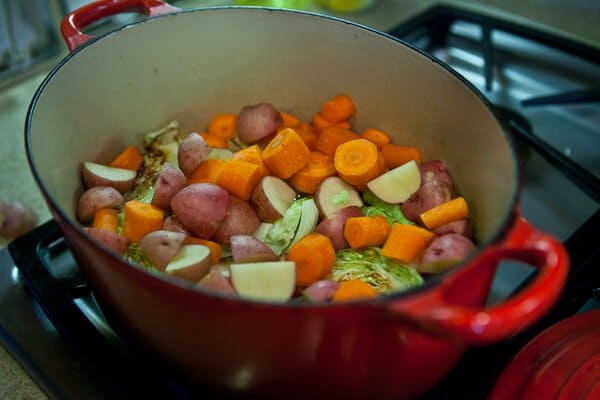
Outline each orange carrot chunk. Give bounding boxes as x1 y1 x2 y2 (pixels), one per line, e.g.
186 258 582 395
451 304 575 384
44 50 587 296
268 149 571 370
344 216 391 249
288 151 336 194
92 208 119 233
216 159 264 201
199 132 229 149
381 144 421 169
334 139 383 187
287 232 336 287
362 128 391 149
381 223 435 264
280 111 301 129
295 123 319 150
183 236 222 265
262 128 310 179
122 201 164 242
109 145 144 171
312 113 352 134
208 113 237 140
320 94 356 123
187 159 225 184
315 126 361 156
420 197 469 230
333 280 378 302
233 144 267 168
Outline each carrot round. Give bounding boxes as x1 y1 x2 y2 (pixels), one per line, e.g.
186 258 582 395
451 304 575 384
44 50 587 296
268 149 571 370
320 94 356 123
288 151 336 194
262 128 310 179
381 144 421 169
280 111 301 128
109 145 144 171
92 208 119 233
315 126 361 156
420 197 469 230
122 200 164 242
344 216 391 249
334 139 383 187
183 236 222 265
208 113 237 140
362 128 391 149
199 132 228 149
216 159 264 201
287 232 335 287
187 159 225 184
381 223 434 263
333 280 378 302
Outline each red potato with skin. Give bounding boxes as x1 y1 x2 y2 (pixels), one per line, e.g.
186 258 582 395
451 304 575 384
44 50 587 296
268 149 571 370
302 280 340 303
230 235 278 263
251 176 297 222
419 160 454 192
83 227 129 255
401 181 452 223
139 230 186 270
197 268 237 296
0 200 38 239
433 219 473 238
212 197 261 245
77 186 124 223
165 244 212 282
81 161 137 193
315 176 363 218
178 132 211 176
237 103 283 143
162 215 189 235
151 164 187 211
315 206 363 251
170 183 229 239
419 233 476 272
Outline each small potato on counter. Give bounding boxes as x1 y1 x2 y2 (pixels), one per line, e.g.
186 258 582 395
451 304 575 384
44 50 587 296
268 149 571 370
0 199 38 239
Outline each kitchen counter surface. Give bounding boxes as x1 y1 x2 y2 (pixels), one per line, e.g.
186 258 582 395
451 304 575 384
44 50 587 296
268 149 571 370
0 1 598 398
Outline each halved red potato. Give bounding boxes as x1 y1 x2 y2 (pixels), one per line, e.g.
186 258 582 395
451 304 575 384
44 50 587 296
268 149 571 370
251 176 296 222
151 164 187 211
81 161 137 193
139 230 186 270
237 103 283 143
170 183 229 239
177 132 211 176
230 261 295 302
315 206 363 251
230 235 278 263
76 186 124 223
83 227 129 255
212 197 261 245
197 267 237 296
315 176 363 218
165 244 212 282
419 233 476 273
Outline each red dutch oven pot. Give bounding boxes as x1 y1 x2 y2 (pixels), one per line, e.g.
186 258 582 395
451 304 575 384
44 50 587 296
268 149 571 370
25 1 569 398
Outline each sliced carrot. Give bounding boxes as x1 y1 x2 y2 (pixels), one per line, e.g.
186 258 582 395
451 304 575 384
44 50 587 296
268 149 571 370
315 126 361 156
287 232 335 287
420 197 469 230
333 280 378 302
109 145 144 171
233 144 266 168
312 113 352 134
362 128 391 149
262 128 310 179
183 236 222 265
216 159 264 200
92 208 119 234
208 113 237 140
288 151 336 194
344 216 391 249
320 94 356 123
381 223 434 264
381 143 421 169
295 123 319 150
122 200 164 242
334 139 383 187
187 159 225 184
199 132 229 149
280 111 301 129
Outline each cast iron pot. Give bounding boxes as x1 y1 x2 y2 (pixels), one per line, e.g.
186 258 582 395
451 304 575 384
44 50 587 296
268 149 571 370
25 1 569 398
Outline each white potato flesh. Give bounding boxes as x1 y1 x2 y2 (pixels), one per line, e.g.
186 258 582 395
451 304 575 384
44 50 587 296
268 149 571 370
230 261 295 302
367 160 421 204
165 244 211 282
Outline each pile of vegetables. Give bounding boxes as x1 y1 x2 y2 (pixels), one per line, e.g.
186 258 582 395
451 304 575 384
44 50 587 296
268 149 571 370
75 94 475 303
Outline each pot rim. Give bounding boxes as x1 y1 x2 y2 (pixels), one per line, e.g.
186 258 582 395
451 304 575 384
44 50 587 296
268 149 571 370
24 5 521 308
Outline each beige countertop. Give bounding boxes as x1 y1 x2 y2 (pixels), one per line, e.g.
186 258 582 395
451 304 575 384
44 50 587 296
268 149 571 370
0 0 598 398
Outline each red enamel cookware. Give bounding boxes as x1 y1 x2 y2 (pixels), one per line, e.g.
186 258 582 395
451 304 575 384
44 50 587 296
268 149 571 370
25 1 569 398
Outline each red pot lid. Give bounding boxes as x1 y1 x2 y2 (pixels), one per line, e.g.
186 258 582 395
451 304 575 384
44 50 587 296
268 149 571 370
489 309 600 400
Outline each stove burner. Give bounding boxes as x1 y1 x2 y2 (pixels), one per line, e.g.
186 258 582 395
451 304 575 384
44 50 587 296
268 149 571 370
493 105 532 164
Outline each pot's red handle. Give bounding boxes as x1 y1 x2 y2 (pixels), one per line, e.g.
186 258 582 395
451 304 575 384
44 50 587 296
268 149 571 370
385 216 569 345
61 0 180 52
